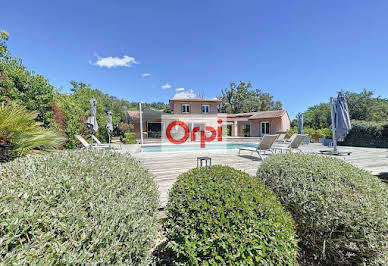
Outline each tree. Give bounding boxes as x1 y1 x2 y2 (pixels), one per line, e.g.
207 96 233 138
303 103 332 129
0 30 10 58
302 89 388 129
0 31 177 149
219 81 282 113
0 31 54 126
344 89 388 121
55 82 126 148
54 81 172 148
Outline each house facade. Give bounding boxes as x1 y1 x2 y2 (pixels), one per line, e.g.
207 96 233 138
128 98 290 139
225 110 291 137
169 98 221 115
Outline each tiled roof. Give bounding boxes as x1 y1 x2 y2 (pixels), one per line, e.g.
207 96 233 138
128 109 288 120
224 112 260 118
224 110 287 119
247 110 287 120
169 98 222 102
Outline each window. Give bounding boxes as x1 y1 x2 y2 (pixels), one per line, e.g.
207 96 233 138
182 104 190 113
201 104 210 113
260 122 270 136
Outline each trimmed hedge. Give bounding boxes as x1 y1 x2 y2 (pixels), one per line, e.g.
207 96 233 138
341 120 388 148
164 166 298 265
257 154 388 265
0 150 159 264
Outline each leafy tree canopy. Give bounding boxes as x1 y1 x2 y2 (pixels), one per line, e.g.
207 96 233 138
218 81 282 113
0 31 54 126
302 89 388 129
55 81 134 148
0 31 170 148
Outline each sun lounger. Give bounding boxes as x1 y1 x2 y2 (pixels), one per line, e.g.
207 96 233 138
75 135 110 149
91 135 122 149
275 133 287 142
285 133 297 142
238 134 278 160
272 134 308 153
91 135 103 144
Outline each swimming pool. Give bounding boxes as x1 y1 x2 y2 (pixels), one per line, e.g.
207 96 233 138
142 143 257 152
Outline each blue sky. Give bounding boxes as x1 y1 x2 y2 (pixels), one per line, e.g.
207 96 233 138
2 0 388 119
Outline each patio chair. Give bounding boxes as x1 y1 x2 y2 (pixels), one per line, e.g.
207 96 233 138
238 134 278 160
272 134 308 153
75 135 110 149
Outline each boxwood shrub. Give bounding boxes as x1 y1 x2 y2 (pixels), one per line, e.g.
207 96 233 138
257 154 388 265
0 150 159 264
164 165 298 265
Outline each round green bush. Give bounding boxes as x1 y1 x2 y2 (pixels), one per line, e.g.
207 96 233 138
257 153 388 265
0 150 159 264
164 165 298 265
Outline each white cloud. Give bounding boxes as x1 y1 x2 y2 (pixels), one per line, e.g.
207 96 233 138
142 73 151 77
173 89 196 99
161 83 172 90
93 55 138 68
175 87 185 92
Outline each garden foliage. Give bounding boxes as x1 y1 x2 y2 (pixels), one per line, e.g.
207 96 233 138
341 120 388 148
122 132 136 144
165 166 298 265
0 102 65 157
287 127 332 139
0 31 54 126
301 89 388 130
257 154 388 265
218 81 282 113
0 150 159 264
0 32 169 149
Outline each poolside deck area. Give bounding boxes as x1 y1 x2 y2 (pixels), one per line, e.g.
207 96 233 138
132 143 388 208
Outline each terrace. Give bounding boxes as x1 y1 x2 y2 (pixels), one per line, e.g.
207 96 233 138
129 143 388 208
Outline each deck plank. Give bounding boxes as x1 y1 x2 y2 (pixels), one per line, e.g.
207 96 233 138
131 143 388 208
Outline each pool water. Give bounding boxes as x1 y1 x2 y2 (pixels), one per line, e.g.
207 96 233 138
142 143 257 152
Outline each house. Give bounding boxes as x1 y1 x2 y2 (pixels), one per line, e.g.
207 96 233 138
127 98 290 139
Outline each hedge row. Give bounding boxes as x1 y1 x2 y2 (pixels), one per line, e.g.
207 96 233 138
341 120 388 148
0 150 159 264
257 153 388 265
164 166 298 265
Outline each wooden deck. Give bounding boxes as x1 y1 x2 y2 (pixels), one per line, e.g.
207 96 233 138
132 143 388 208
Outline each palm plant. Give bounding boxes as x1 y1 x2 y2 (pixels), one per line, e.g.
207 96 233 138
0 102 66 157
